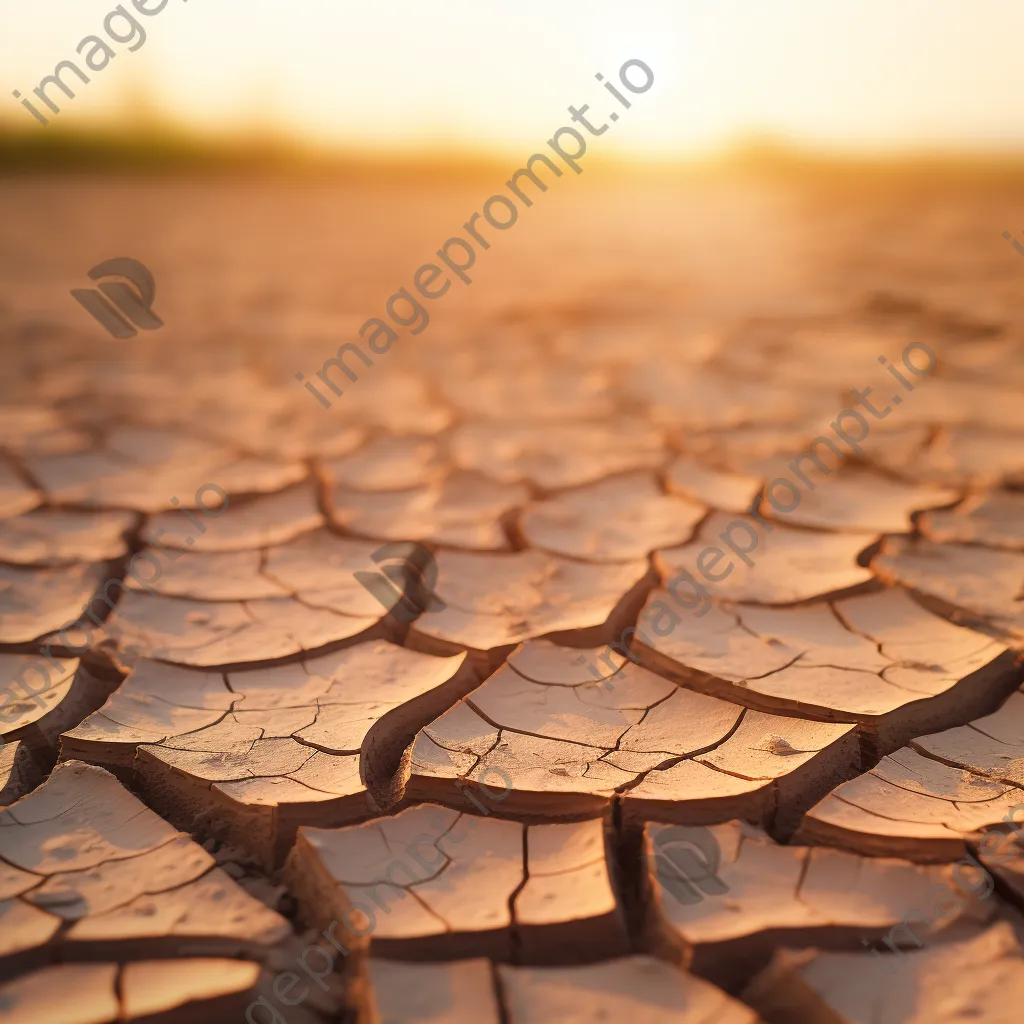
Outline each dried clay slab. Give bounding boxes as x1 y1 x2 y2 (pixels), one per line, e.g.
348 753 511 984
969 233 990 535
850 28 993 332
932 428 1024 489
977 831 1024 913
0 509 134 566
744 922 1024 1024
246 407 365 463
519 471 705 562
626 362 825 431
870 425 1024 488
0 654 117 762
0 959 326 1024
329 470 528 551
920 490 1024 551
0 462 41 519
655 512 874 607
909 680 1024 788
142 479 324 553
356 955 759 1024
0 562 108 644
450 420 666 490
408 550 649 670
910 379 1024 433
321 436 446 492
872 536 1024 643
104 591 384 668
679 423 851 479
122 528 390 613
642 819 994 989
664 456 762 515
714 321 918 391
620 709 859 838
0 741 41 807
0 761 289 978
105 528 401 666
405 639 860 833
501 957 761 1024
797 687 1024 860
320 372 452 436
631 586 1020 756
354 958 502 1024
25 427 305 511
760 468 957 534
284 803 628 963
62 642 475 868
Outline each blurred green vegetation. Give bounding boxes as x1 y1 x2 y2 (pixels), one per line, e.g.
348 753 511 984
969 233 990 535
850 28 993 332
718 136 1024 183
0 119 514 179
2 120 1023 182
0 119 326 174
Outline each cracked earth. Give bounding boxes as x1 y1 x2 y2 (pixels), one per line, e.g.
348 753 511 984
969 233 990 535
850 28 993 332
0 171 1023 1021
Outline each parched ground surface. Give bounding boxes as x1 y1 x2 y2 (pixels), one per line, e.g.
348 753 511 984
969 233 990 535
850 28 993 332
0 167 1023 1022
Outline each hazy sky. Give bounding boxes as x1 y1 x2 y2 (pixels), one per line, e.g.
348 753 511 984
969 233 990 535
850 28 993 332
2 0 1022 156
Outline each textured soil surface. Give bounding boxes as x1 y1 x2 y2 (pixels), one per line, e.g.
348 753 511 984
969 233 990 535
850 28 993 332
0 169 1023 1021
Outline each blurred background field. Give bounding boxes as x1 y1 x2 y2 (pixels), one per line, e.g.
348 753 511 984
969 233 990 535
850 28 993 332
1 0 1023 378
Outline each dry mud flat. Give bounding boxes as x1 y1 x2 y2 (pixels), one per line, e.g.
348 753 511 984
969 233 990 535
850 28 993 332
0 170 1024 1021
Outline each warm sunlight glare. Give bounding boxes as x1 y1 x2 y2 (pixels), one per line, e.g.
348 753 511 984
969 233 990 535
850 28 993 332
2 0 1023 156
